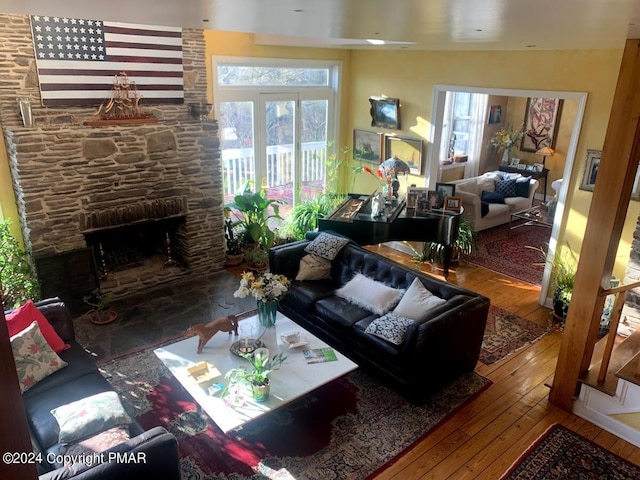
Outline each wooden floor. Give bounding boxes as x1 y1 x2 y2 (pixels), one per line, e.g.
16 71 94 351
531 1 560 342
366 245 640 480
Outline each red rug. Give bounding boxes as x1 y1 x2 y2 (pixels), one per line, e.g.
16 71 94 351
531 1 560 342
468 223 551 286
500 424 640 479
98 346 490 479
480 305 548 365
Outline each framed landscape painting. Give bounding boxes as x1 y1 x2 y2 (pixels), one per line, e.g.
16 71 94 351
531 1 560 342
384 135 424 175
520 97 563 152
353 129 383 164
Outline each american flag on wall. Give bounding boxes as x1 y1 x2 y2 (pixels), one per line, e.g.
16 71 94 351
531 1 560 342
29 15 184 107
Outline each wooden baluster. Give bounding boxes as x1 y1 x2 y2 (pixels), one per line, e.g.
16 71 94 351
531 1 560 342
597 290 628 383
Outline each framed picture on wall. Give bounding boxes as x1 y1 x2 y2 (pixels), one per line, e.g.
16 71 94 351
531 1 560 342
580 149 601 192
520 97 564 152
488 105 502 124
384 135 424 175
353 129 384 164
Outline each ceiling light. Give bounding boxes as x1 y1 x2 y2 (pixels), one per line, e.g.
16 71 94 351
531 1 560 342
367 39 386 45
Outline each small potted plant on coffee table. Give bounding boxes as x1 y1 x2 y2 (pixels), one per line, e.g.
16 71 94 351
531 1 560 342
223 350 287 402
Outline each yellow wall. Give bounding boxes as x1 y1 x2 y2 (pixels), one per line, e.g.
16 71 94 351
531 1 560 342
346 48 636 278
0 133 23 243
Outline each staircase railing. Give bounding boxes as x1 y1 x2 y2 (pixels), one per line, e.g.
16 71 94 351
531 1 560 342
596 280 640 383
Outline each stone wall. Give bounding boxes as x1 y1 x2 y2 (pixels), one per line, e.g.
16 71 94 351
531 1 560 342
622 216 640 331
0 14 225 299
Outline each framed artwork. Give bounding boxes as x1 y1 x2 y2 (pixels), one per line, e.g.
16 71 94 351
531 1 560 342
488 105 502 124
580 149 601 192
520 97 564 152
435 182 456 203
510 158 520 167
444 196 462 213
427 190 441 210
384 135 424 175
353 129 384 164
407 187 429 209
369 97 400 130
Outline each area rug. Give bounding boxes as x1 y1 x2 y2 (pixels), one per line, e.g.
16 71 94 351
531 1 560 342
500 424 640 479
468 223 551 286
98 347 490 480
480 305 548 365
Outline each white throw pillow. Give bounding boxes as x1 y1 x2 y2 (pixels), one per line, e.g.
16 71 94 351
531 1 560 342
335 273 404 315
392 277 446 321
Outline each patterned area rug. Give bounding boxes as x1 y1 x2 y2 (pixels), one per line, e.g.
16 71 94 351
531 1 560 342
480 305 548 365
98 347 490 480
500 424 640 479
468 223 551 286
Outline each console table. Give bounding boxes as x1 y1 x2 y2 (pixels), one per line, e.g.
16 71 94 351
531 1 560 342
499 165 550 201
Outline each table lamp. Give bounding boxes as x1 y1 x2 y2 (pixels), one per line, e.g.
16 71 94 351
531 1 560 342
535 146 555 168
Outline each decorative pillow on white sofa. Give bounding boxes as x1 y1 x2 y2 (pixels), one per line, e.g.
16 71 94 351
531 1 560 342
10 321 67 393
335 273 404 315
392 277 446 321
365 313 415 345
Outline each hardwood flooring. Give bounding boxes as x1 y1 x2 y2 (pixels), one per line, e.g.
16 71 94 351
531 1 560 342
366 244 640 479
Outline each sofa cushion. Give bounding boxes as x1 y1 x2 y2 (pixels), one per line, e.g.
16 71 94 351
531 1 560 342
296 253 332 280
315 295 375 328
515 177 531 197
51 391 132 445
6 300 69 353
477 174 498 193
365 313 415 345
304 232 350 260
481 191 505 204
287 281 335 309
393 278 446 321
504 196 532 212
11 321 68 393
455 178 478 196
495 179 517 197
335 273 404 315
62 427 130 459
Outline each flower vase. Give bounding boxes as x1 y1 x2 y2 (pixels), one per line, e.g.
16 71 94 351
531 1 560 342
257 300 278 327
371 193 385 218
501 146 513 165
382 184 392 202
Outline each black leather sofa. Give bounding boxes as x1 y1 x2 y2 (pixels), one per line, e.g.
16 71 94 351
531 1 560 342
11 298 180 480
269 237 490 400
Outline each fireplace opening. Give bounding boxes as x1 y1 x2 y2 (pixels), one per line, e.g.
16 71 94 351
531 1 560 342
84 216 187 277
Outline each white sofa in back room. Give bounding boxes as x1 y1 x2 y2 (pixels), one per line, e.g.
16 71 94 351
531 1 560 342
449 171 539 232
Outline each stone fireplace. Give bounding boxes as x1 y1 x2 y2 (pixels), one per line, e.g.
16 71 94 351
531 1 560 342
0 15 225 307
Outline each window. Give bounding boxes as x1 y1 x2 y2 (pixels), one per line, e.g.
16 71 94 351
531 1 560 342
213 58 340 218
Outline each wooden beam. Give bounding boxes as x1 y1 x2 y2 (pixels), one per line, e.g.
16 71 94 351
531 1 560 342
0 306 38 479
550 39 640 410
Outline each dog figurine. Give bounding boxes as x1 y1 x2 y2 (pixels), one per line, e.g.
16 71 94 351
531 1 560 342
186 314 239 353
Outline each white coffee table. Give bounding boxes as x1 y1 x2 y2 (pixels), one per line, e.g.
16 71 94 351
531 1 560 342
154 311 358 433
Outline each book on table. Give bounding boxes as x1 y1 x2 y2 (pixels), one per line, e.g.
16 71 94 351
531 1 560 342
303 347 337 364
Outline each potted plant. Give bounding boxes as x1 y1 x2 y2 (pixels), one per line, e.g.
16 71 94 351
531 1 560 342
0 219 39 309
284 194 337 240
225 181 284 251
243 247 269 271
223 350 287 402
83 288 118 325
413 215 475 264
224 213 244 266
551 244 577 322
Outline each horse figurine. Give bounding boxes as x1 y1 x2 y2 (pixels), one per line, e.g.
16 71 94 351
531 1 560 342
186 314 239 353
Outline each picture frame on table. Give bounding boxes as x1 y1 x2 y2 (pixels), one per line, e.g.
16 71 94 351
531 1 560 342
526 165 537 172
406 186 428 210
384 135 424 175
444 196 462 213
435 182 456 209
533 163 545 172
353 129 384 164
520 97 563 153
415 189 432 213
579 149 602 192
509 158 520 167
428 190 442 210
517 164 527 170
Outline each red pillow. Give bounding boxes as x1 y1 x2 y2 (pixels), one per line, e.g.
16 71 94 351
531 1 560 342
6 300 69 353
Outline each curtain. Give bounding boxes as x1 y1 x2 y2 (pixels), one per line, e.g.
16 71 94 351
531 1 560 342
464 93 489 178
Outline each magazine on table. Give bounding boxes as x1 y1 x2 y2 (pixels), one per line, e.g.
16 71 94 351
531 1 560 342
303 347 337 364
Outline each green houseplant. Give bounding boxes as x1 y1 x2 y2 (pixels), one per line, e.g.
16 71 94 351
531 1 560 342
225 181 284 250
224 350 287 402
0 219 39 309
550 244 577 321
224 214 244 266
412 215 475 264
83 288 118 325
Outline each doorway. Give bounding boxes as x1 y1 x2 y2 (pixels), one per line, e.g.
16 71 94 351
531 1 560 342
428 85 588 306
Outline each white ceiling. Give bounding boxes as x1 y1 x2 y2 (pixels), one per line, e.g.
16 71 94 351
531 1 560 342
3 0 640 51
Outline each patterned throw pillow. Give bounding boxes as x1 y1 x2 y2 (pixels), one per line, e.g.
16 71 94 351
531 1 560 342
62 427 130 461
304 232 350 260
495 179 517 198
51 391 132 445
6 300 69 353
10 321 67 393
365 313 415 345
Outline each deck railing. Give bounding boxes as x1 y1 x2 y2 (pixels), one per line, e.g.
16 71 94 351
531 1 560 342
221 141 327 196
